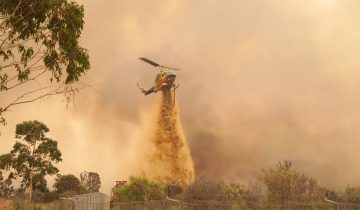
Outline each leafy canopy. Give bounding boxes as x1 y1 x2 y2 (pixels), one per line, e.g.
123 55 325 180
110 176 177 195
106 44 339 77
112 176 165 202
0 0 90 126
0 0 90 85
54 174 82 195
261 160 323 206
0 120 62 193
80 171 101 193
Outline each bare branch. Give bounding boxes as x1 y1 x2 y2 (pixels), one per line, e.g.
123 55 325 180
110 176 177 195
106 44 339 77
1 84 92 113
6 70 47 90
2 85 59 112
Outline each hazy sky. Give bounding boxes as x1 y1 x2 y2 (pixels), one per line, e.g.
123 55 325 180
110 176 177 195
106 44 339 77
2 0 360 193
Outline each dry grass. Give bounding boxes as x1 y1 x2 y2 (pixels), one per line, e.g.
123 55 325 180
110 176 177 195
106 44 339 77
0 198 14 210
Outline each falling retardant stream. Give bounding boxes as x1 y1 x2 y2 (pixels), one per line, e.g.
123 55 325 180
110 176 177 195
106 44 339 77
144 88 195 187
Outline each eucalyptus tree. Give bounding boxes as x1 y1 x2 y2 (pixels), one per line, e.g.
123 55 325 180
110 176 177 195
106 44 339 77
0 120 62 202
0 0 90 126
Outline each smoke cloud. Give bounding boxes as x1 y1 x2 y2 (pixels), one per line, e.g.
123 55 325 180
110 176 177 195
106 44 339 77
2 0 360 192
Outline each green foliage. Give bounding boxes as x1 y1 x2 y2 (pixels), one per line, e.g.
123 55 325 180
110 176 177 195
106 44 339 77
184 176 229 201
31 176 49 193
0 0 90 128
345 186 360 203
112 176 165 202
0 170 14 197
0 0 90 84
9 204 44 210
80 171 101 193
0 121 62 200
219 180 238 200
53 174 82 195
260 160 323 208
236 182 265 208
13 121 61 190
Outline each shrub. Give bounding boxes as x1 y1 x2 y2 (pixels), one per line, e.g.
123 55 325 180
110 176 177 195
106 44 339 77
184 175 229 201
345 186 360 203
112 176 165 202
43 191 59 203
260 160 323 209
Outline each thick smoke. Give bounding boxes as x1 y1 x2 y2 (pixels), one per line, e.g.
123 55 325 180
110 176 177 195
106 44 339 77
140 89 194 186
2 0 360 192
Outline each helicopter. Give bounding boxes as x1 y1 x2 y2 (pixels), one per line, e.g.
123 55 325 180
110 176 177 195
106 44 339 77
137 57 180 98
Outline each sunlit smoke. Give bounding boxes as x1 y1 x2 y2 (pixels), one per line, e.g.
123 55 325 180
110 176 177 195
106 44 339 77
3 0 360 192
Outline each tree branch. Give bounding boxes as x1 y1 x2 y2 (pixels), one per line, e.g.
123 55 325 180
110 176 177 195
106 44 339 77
6 70 47 90
1 84 91 113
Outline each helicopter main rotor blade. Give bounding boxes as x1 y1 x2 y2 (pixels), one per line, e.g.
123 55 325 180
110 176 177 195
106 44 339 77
159 65 181 71
139 57 160 67
139 57 181 70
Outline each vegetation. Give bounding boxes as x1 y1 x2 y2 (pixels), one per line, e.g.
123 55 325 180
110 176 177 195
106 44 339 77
53 171 102 197
260 160 324 209
0 158 14 197
0 0 90 127
112 176 165 202
1 129 360 210
345 186 360 203
80 171 101 193
0 121 62 202
53 174 83 196
184 175 229 201
0 120 104 205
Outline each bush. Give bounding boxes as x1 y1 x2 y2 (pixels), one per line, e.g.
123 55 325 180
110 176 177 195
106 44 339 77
229 181 265 208
43 191 59 203
165 183 183 198
260 160 324 209
345 186 360 203
112 176 165 202
184 176 229 201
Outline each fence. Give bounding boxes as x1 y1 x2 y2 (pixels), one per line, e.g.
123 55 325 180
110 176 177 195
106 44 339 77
0 193 110 210
111 200 360 210
0 200 74 210
62 192 110 210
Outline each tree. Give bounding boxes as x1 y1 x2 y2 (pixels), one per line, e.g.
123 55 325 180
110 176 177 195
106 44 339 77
0 170 14 197
0 153 15 197
54 174 82 195
0 0 90 126
260 160 323 209
0 120 62 202
80 171 101 193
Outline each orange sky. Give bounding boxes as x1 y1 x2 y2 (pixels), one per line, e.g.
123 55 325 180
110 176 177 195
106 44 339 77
2 0 360 193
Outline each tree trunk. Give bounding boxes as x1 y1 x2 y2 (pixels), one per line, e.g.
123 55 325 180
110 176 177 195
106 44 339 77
29 171 33 202
28 143 35 203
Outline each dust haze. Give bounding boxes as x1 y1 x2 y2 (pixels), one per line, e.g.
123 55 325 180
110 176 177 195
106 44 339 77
2 0 360 192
